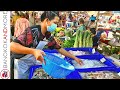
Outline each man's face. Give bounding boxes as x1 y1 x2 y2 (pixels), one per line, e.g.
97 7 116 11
46 16 60 26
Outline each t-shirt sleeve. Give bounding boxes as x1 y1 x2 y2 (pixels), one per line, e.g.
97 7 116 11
45 32 61 50
78 26 84 31
12 27 33 47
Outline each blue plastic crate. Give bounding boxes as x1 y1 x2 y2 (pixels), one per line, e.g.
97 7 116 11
105 58 120 73
66 70 82 79
43 47 101 63
66 67 119 79
65 55 119 79
29 48 119 79
29 65 42 79
29 54 119 79
29 65 118 79
66 55 117 67
29 65 82 79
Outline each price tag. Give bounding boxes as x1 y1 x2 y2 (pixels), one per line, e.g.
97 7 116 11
100 58 106 63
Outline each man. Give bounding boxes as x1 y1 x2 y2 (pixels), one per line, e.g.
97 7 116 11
78 18 86 31
11 11 83 79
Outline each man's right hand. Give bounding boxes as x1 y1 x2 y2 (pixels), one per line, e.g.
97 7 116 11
33 49 46 64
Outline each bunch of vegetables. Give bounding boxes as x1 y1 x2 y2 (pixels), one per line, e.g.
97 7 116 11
32 68 53 79
52 27 65 36
64 28 73 38
74 30 93 47
97 46 120 59
32 68 65 79
80 71 120 79
62 36 75 48
56 27 65 33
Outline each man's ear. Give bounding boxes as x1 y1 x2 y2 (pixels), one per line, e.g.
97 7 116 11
45 18 51 25
44 18 49 22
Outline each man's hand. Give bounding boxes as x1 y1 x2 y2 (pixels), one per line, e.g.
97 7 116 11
33 49 46 64
57 48 84 66
74 57 83 66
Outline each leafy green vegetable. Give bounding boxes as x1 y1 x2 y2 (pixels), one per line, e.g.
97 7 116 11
73 30 93 48
65 29 73 37
89 35 93 47
79 31 83 47
74 30 79 47
62 39 75 48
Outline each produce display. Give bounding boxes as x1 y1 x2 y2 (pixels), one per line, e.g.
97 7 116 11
56 29 93 48
79 71 120 79
111 54 120 60
61 36 75 48
98 46 120 59
32 68 66 79
65 29 73 37
56 27 65 33
72 59 106 69
74 30 93 48
62 39 74 48
32 68 53 79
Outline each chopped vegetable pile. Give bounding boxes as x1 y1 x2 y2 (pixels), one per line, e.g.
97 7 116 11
32 68 53 79
32 68 65 79
79 71 120 79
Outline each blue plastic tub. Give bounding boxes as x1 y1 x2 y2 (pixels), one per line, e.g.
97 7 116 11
42 52 75 79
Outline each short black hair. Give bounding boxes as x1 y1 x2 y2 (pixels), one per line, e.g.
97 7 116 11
40 11 59 22
91 20 95 22
90 28 96 34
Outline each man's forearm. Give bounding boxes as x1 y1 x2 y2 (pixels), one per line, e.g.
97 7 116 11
10 42 35 55
57 48 77 60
